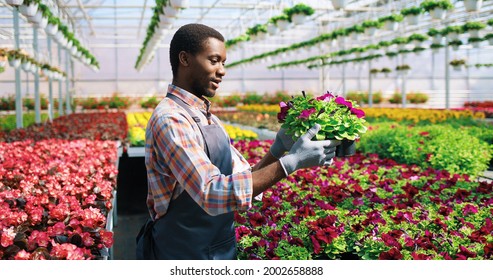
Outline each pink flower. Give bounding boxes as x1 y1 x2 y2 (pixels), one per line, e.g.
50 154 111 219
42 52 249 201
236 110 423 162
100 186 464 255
298 108 317 119
350 107 365 118
1 226 16 247
316 92 334 102
335 96 353 109
277 102 290 122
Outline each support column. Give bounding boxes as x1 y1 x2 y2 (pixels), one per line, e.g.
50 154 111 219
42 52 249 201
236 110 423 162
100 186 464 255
33 27 41 123
13 8 23 128
65 50 71 114
342 63 346 97
47 36 54 121
445 43 450 109
368 60 373 108
58 44 64 116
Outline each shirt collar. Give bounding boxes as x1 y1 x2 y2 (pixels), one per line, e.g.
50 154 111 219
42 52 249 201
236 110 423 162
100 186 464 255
167 84 210 111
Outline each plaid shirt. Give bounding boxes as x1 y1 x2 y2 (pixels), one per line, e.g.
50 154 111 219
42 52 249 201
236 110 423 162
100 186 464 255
145 84 253 220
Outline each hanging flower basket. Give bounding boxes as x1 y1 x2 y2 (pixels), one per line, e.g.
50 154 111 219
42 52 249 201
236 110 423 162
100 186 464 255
432 35 442 44
291 13 307 25
5 0 23 6
429 8 447 20
45 23 58 36
446 32 459 41
170 0 189 9
266 23 278 35
19 3 39 17
163 5 179 17
384 21 399 31
331 0 348 10
405 14 420 25
28 10 44 24
463 0 483 12
276 19 290 31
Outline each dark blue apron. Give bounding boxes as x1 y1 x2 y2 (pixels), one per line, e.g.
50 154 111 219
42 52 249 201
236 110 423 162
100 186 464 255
136 93 235 260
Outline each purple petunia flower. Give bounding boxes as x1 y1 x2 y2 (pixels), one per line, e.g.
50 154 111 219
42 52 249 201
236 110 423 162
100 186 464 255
298 108 317 119
335 96 353 109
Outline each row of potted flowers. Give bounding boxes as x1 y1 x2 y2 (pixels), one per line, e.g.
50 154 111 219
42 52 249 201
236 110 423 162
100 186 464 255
0 48 66 80
0 112 128 143
0 139 118 259
232 139 493 260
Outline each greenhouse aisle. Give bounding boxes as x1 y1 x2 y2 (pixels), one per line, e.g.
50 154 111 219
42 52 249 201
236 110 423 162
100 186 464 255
113 213 148 260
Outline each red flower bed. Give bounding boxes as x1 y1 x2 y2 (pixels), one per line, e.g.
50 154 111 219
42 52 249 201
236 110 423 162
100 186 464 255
0 139 118 260
0 112 128 143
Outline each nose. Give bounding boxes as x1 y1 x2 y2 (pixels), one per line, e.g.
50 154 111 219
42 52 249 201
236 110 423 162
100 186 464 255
217 63 226 77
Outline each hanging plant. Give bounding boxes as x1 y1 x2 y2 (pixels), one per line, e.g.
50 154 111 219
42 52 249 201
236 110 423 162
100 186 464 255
400 7 423 25
449 59 466 71
485 34 493 45
430 43 445 54
331 0 348 10
441 25 464 41
246 24 268 41
420 0 454 20
462 21 486 38
284 3 315 25
396 64 411 74
381 67 392 76
408 33 429 47
369 68 379 75
361 20 383 36
346 25 364 40
468 37 484 48
448 39 463 51
378 14 403 31
271 14 291 31
378 40 392 52
458 0 484 12
427 28 443 44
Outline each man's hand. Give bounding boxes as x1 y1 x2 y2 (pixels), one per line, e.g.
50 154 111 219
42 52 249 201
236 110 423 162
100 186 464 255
269 128 296 159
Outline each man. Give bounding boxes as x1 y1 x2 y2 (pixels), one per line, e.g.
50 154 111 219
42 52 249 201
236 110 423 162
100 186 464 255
136 23 340 260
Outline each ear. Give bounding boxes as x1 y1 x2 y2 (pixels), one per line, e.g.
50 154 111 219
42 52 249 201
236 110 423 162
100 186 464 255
178 51 189 67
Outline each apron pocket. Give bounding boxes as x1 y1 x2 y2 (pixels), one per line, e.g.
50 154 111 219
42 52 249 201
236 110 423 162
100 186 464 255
208 235 236 260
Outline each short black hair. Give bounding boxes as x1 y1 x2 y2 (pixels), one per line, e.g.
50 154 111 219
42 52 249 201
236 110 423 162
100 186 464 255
169 23 225 77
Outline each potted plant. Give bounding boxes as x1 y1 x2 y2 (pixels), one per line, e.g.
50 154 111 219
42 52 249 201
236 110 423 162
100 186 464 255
381 67 392 77
246 24 268 41
361 20 383 36
19 0 39 17
277 91 368 157
427 28 443 44
408 33 428 47
396 64 411 74
169 0 189 9
266 19 278 35
462 21 486 38
346 25 364 40
5 0 23 6
391 37 409 51
400 7 423 25
420 0 454 20
378 14 403 31
459 0 483 12
284 3 315 25
468 37 483 48
442 25 463 41
450 58 466 70
448 39 463 51
430 43 444 54
369 68 379 75
271 14 290 31
485 34 493 45
7 50 22 69
378 40 392 52
331 0 348 10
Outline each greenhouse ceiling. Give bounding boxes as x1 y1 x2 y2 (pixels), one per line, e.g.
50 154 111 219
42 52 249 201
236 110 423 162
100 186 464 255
1 0 492 69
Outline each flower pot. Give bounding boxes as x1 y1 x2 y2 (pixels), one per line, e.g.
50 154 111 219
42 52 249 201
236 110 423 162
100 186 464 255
19 3 39 17
28 10 44 24
170 0 189 9
9 58 21 68
336 139 356 157
429 8 447 20
291 13 307 25
276 20 290 31
488 38 493 46
365 27 378 36
451 45 460 51
159 14 173 25
463 0 483 12
471 41 481 48
0 59 7 68
405 15 419 25
21 61 32 72
452 65 462 71
432 35 442 44
384 21 398 31
266 23 278 35
413 40 423 48
446 32 459 41
5 0 23 6
163 5 179 17
331 0 348 10
468 30 480 38
350 32 360 40
45 23 58 36
35 17 48 29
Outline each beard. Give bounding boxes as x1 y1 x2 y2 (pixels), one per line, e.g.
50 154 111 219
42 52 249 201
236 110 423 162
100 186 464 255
191 79 215 98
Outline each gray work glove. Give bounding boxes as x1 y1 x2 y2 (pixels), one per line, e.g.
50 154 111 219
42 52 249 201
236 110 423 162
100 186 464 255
279 124 341 176
269 127 296 159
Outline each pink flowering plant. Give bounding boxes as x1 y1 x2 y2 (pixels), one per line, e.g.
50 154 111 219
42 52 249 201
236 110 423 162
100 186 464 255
278 91 368 141
233 140 493 260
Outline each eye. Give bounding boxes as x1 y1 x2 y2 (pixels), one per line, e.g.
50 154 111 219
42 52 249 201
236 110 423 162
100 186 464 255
210 58 218 65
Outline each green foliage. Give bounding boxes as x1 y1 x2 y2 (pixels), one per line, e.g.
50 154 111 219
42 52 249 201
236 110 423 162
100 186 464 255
284 3 315 17
140 96 161 109
378 14 403 23
400 6 423 16
358 122 493 178
462 21 487 31
242 91 264 105
420 0 454 11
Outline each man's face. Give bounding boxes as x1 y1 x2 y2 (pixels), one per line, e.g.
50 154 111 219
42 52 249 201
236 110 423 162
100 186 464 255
187 37 226 98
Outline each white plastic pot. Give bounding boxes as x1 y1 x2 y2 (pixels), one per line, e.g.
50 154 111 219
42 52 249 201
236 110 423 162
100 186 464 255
365 27 378 36
463 0 483 12
446 32 459 41
266 23 278 35
35 17 48 29
276 20 290 31
331 0 347 10
163 6 179 17
405 15 419 26
384 21 398 31
28 10 44 24
19 3 39 17
432 35 442 44
5 0 23 6
291 13 307 25
21 61 32 72
159 14 173 25
429 8 447 20
489 38 493 46
45 23 58 36
170 0 189 9
9 58 21 68
0 60 6 68
468 30 480 38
